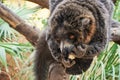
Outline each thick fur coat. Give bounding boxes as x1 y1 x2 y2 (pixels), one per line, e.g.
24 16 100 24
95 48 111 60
34 0 114 80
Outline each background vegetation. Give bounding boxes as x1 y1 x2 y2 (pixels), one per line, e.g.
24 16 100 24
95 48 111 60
0 0 120 80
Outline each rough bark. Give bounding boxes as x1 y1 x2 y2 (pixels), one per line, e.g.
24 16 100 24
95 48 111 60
27 0 49 8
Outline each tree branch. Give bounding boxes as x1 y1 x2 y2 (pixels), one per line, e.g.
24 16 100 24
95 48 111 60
0 2 39 46
27 0 49 8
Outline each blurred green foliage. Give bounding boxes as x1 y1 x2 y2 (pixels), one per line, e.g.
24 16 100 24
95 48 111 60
113 0 120 21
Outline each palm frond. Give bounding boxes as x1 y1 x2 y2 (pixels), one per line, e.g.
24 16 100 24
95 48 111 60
70 43 120 80
0 42 33 72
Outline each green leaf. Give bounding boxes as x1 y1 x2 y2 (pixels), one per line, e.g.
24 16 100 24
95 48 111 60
0 42 33 65
0 20 18 41
0 47 8 72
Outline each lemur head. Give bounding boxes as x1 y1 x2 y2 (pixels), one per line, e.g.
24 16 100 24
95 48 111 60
46 0 108 68
47 1 96 59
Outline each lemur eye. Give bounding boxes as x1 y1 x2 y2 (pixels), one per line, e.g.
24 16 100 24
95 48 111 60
56 38 61 43
69 35 75 40
80 17 91 26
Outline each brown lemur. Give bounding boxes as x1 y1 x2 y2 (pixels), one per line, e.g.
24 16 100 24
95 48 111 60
34 0 116 80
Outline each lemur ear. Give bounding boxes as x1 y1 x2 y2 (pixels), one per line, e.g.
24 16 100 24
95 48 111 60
81 18 91 26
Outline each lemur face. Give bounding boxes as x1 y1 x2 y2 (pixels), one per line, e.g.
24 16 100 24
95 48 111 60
46 3 96 67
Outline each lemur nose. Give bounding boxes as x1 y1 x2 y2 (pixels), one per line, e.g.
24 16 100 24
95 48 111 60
60 41 74 52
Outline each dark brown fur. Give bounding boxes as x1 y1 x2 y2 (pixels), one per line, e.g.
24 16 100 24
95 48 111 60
47 0 112 74
34 0 115 80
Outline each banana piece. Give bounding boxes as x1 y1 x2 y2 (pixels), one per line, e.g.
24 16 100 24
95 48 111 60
68 53 76 60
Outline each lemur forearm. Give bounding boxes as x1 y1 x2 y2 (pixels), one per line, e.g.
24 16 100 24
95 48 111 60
34 30 54 80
